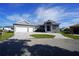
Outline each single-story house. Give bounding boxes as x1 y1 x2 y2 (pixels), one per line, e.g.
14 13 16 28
35 20 60 33
70 24 79 34
14 20 60 34
4 26 14 32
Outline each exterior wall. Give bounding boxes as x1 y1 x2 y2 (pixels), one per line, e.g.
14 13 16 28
28 27 34 32
14 25 28 33
53 26 60 33
44 24 59 33
14 25 34 34
70 27 79 34
14 22 59 33
4 28 11 31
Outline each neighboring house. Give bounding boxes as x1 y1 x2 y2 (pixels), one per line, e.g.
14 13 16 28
4 26 14 32
0 27 3 30
70 24 79 34
14 20 60 33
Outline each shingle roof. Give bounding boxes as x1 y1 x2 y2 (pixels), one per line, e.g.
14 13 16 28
15 20 33 26
44 20 60 25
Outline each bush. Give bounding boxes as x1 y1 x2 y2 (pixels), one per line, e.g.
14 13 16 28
62 28 72 34
7 30 14 33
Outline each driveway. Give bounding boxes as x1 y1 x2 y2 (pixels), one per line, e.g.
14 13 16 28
8 32 79 55
9 32 33 40
9 32 70 39
20 32 79 51
0 32 78 56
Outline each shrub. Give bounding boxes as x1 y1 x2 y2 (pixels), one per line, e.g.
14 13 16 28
62 28 72 34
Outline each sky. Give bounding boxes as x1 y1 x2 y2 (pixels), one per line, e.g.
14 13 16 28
0 3 79 28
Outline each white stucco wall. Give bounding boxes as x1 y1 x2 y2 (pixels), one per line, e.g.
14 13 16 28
29 27 34 32
14 25 34 34
4 28 12 31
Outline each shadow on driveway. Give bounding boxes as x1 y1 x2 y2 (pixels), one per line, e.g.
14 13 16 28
29 44 79 56
0 39 31 56
0 39 79 56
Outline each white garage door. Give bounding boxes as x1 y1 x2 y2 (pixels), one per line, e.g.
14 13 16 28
15 27 28 33
29 27 33 32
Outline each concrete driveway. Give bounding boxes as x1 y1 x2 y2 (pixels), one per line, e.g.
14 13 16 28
9 32 79 52
9 32 33 40
9 32 70 39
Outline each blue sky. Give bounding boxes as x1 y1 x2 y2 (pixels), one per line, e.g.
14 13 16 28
0 3 79 28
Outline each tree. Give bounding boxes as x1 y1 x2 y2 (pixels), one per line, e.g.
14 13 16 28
63 28 71 34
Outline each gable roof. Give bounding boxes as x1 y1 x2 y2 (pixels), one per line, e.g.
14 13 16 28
44 20 60 25
14 20 34 26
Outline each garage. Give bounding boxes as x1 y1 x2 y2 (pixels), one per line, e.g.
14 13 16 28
14 20 35 34
15 26 28 33
29 27 33 32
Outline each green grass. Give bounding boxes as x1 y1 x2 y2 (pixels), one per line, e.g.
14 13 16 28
31 34 55 38
0 32 13 41
60 32 79 40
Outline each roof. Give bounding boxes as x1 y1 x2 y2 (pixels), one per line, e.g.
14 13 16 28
44 20 60 25
14 20 34 26
70 24 79 27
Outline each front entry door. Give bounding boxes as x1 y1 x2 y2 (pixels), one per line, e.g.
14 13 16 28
47 25 51 31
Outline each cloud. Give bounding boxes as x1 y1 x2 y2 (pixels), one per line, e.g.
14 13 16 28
60 18 79 28
6 5 79 28
34 6 65 24
6 14 31 21
34 6 79 27
63 12 79 18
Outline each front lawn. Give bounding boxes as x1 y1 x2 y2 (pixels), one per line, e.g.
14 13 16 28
0 32 13 41
60 32 79 40
31 34 55 38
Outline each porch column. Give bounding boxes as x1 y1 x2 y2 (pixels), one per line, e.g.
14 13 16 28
45 24 47 32
51 25 53 32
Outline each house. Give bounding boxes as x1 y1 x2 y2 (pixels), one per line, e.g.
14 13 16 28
70 24 79 34
14 20 60 34
4 26 14 32
43 20 59 32
0 27 3 30
36 20 60 33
